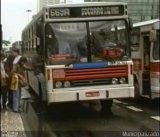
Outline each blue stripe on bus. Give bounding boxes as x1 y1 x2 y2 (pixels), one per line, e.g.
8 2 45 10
72 62 108 69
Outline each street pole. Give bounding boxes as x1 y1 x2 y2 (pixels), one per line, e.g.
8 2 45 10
26 9 32 23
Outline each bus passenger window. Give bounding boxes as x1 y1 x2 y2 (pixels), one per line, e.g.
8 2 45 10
153 31 160 60
143 36 150 71
131 30 140 51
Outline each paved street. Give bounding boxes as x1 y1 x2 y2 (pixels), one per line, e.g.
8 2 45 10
22 98 160 137
1 98 159 137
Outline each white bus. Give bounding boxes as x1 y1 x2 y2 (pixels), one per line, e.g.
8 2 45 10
130 19 160 99
22 2 134 113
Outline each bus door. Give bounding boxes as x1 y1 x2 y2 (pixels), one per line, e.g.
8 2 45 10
150 27 160 98
142 35 151 95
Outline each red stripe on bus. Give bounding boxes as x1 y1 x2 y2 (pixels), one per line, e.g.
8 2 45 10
65 70 127 76
52 65 128 81
53 73 128 81
151 62 160 72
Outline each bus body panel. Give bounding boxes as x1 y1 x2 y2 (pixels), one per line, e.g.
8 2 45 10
131 19 160 99
45 61 134 103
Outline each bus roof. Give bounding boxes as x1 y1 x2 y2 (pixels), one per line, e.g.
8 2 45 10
154 20 160 30
45 2 127 8
133 19 159 28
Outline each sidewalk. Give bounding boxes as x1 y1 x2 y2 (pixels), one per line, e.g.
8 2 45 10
1 110 26 137
0 88 31 137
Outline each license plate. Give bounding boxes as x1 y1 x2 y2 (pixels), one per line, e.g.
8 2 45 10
85 91 100 97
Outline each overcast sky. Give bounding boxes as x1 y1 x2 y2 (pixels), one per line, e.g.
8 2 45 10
1 0 84 43
1 0 37 43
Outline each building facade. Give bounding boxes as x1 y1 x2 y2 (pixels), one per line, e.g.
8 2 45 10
12 41 22 49
38 0 65 11
85 0 159 23
38 0 84 11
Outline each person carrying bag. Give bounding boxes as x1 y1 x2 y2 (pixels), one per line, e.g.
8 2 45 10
10 73 28 91
10 48 28 112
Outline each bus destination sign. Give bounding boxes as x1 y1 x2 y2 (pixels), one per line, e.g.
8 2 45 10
49 5 125 18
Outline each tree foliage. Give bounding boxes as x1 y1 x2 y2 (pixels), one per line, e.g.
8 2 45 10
2 40 11 46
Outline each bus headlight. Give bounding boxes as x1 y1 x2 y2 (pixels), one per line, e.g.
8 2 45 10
64 81 71 88
119 78 126 84
112 78 118 84
55 81 62 88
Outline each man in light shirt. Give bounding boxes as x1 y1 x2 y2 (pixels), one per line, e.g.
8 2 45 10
1 51 8 110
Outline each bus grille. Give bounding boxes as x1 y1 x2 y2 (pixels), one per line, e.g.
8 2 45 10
52 65 128 88
72 78 112 87
65 65 128 81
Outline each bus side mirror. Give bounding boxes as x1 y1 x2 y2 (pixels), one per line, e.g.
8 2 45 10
128 18 133 30
150 30 156 42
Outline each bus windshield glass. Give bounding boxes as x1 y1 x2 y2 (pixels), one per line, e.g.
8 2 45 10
45 20 128 65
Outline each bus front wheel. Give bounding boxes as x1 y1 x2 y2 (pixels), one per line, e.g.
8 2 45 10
100 99 113 117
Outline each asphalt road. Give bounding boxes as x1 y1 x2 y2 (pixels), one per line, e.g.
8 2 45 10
22 98 159 137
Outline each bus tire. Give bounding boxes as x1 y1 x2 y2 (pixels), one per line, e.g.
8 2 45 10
100 99 113 117
134 76 140 98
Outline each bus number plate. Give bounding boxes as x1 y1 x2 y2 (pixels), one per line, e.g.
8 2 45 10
85 91 100 97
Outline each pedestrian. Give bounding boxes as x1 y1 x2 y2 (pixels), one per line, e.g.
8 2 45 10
4 53 15 109
0 51 8 110
10 48 28 112
32 46 47 103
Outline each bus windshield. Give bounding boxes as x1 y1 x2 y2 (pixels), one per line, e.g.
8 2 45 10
45 20 128 65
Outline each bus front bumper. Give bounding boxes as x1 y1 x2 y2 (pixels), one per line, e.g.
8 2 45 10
151 86 160 99
47 85 134 103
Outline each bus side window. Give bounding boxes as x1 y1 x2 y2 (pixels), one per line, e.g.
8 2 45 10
143 36 150 71
153 31 160 60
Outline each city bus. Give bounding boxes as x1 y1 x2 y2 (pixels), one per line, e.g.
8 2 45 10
21 2 134 113
130 19 160 99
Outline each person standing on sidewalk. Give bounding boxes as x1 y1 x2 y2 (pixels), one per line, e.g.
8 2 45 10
4 53 15 109
10 48 22 112
0 51 8 110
